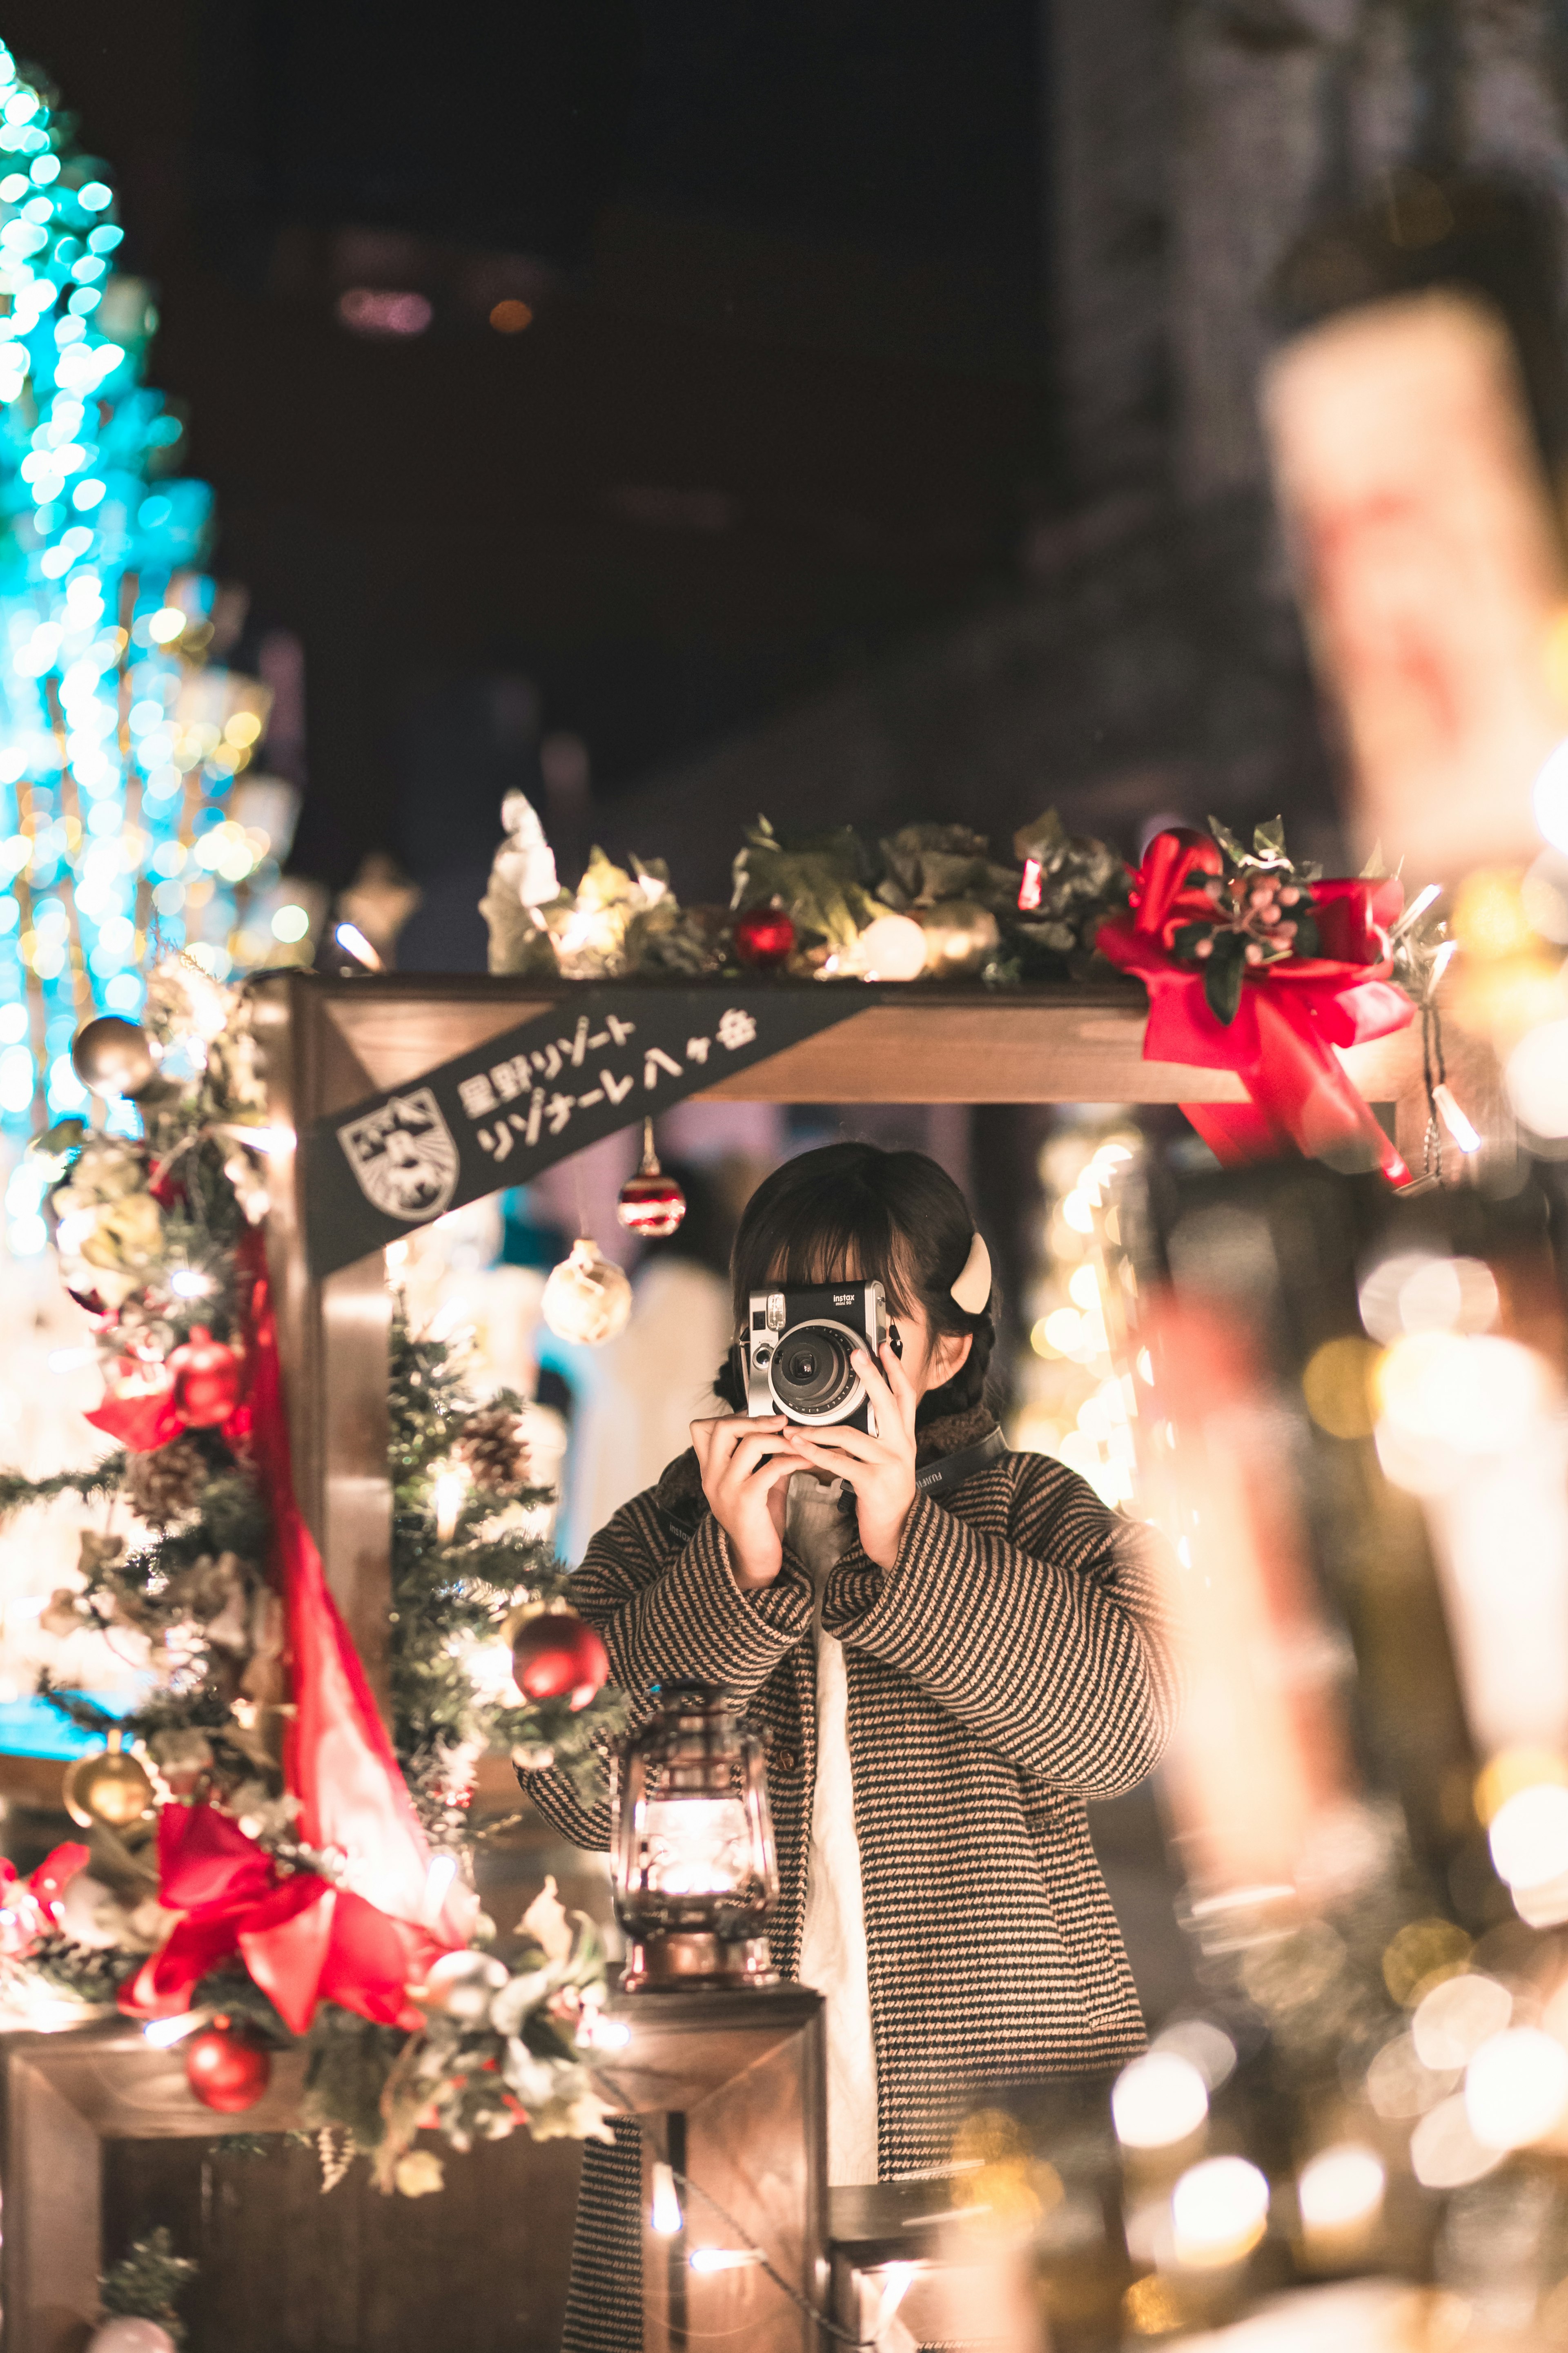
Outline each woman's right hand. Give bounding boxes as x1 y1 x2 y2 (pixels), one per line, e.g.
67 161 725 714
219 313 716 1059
690 1413 806 1592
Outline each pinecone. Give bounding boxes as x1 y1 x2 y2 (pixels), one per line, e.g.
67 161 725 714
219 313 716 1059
126 1434 206 1526
454 1405 529 1494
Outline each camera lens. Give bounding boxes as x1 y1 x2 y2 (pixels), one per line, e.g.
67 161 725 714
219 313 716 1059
770 1322 860 1420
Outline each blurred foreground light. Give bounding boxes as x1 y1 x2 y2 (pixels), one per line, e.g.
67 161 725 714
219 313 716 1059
272 903 310 943
490 299 533 333
1464 2027 1568 2150
1412 1973 1511 2071
1358 1251 1498 1344
688 2248 760 2275
1373 1333 1551 1482
1431 1084 1481 1154
338 286 432 337
1533 737 1568 855
1112 2051 1209 2149
335 921 383 970
1153 2018 1237 2091
1475 1747 1568 1827
1171 2155 1270 2268
1301 1336 1379 1439
1068 1265 1100 1311
1489 1782 1568 1894
1506 1018 1568 1142
1297 2143 1385 2235
1410 2092 1500 2188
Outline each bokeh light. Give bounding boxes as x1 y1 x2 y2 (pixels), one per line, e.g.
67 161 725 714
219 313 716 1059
1111 2050 1209 2149
1464 2027 1568 2150
1296 2143 1385 2235
1170 2155 1270 2268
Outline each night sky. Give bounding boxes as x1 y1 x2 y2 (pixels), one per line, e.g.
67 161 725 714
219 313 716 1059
4 1 1051 953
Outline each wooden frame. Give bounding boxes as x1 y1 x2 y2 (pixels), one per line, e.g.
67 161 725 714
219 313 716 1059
0 2018 306 2353
249 967 1458 1703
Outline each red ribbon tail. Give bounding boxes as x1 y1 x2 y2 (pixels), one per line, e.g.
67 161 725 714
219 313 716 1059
1246 993 1411 1186
1180 1100 1291 1166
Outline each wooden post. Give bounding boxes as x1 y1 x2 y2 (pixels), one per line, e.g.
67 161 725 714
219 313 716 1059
592 1986 827 2353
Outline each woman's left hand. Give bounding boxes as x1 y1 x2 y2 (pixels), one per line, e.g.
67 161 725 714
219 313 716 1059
787 1337 918 1570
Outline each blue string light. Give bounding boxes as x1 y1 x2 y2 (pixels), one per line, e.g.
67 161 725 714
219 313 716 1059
0 43 285 1214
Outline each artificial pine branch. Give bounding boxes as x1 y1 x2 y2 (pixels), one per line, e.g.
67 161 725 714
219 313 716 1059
0 1457 127 1517
100 2227 198 2347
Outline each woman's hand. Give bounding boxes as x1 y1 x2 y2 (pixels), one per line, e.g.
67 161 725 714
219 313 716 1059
786 1338 918 1570
690 1413 810 1592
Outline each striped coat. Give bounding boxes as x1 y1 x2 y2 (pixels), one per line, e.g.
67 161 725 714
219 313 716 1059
528 1411 1183 2348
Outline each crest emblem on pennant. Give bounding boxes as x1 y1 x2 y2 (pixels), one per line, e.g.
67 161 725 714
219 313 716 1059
337 1087 459 1222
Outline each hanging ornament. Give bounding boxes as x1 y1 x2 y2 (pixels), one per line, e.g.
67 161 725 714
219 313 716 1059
541 1238 633 1347
167 1327 243 1428
185 2014 272 2113
70 1017 167 1103
616 1120 688 1240
915 900 1001 980
733 903 795 969
507 1606 611 1711
87 2323 177 2353
62 1728 156 1832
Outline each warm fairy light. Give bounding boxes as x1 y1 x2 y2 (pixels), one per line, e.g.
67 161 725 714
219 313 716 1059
1068 1265 1100 1311
1431 1083 1481 1153
1358 1251 1499 1344
1154 2019 1237 2090
334 920 383 970
490 299 533 333
1464 2027 1568 2150
169 1269 212 1298
272 903 310 942
1297 2143 1385 2235
688 2248 760 2274
1170 2155 1270 2268
1410 2093 1499 2189
143 2008 210 2047
432 1470 466 1544
1111 2050 1209 2149
1474 1746 1568 1825
650 2161 684 2236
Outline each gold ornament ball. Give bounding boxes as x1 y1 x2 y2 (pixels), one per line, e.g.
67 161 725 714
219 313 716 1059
917 901 1000 980
62 1729 155 1831
843 912 928 982
71 1017 160 1102
541 1238 633 1347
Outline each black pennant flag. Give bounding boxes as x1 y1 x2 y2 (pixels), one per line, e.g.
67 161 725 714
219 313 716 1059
303 984 860 1278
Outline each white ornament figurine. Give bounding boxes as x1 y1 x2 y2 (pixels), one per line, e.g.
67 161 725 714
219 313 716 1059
480 792 563 974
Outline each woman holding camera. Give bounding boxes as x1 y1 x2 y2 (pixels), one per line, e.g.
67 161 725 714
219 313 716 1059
526 1140 1182 2352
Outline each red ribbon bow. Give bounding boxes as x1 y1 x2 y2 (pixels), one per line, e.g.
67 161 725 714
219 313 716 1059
119 1258 474 2032
1096 828 1415 1183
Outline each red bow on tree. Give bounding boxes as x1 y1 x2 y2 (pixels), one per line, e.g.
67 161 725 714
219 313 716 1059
1096 828 1416 1183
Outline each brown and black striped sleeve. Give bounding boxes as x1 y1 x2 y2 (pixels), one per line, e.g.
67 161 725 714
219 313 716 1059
820 1455 1182 1797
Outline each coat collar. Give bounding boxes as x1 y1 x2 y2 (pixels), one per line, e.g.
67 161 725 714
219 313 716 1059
653 1404 1001 1537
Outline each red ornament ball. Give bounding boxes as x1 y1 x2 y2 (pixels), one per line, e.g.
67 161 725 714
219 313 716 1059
510 1610 610 1712
733 905 795 969
185 2016 271 2113
167 1326 242 1428
616 1169 687 1240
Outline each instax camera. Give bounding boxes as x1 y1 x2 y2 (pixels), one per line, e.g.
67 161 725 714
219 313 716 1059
739 1282 893 1435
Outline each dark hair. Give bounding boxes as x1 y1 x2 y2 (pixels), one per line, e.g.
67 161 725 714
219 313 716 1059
714 1141 995 1425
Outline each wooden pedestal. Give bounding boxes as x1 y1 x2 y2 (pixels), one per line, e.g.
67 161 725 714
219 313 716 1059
592 1985 826 2353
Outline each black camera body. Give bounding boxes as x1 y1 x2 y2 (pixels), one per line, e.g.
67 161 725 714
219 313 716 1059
738 1281 892 1434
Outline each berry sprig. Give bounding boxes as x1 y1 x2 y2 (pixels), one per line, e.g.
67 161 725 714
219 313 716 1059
1172 818 1322 1024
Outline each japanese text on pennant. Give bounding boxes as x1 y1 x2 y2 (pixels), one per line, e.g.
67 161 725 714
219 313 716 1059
302 986 858 1278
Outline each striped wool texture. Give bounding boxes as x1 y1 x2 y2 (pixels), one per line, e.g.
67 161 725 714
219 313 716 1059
531 1418 1183 2351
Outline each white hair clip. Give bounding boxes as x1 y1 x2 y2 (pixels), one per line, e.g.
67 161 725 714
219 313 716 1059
950 1231 992 1314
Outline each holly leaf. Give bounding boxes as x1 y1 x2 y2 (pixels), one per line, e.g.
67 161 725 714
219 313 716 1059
1252 816 1286 862
1172 922 1211 962
1013 807 1067 865
1207 815 1248 867
1204 936 1245 1024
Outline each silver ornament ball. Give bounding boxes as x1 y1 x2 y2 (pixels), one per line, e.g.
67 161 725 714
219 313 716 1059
71 1017 160 1102
88 2322 176 2353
